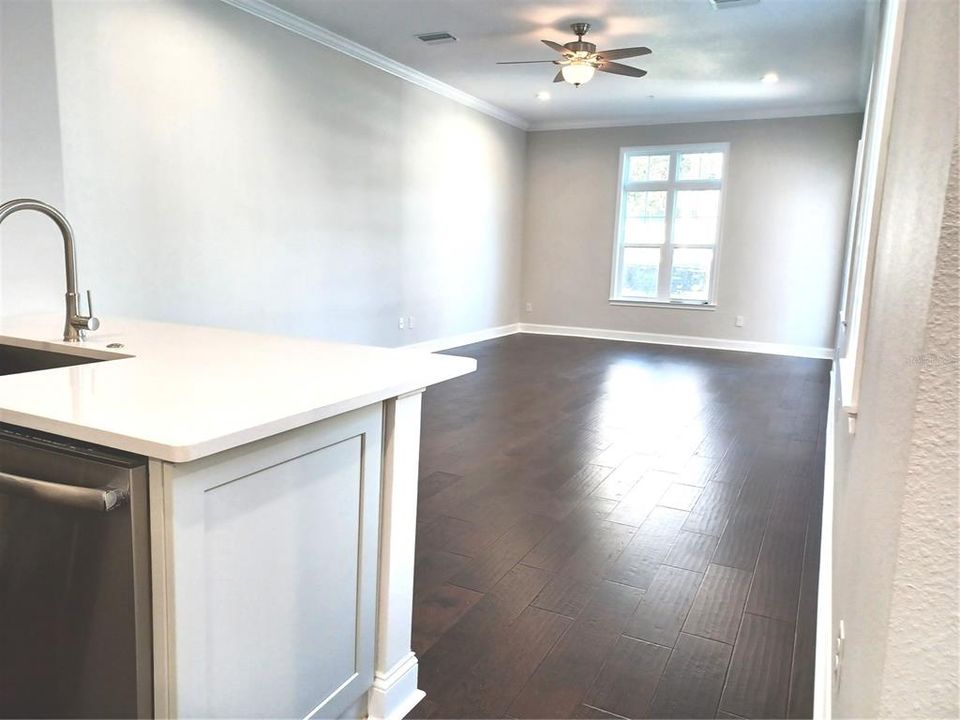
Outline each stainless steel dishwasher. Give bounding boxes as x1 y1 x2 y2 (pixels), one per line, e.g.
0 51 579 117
0 424 152 718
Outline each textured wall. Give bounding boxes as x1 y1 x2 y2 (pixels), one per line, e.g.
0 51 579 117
877 140 958 717
831 1 959 716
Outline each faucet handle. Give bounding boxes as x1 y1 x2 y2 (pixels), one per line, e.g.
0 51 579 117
80 290 100 332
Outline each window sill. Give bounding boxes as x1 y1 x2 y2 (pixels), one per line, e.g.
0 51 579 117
837 354 858 415
609 298 717 311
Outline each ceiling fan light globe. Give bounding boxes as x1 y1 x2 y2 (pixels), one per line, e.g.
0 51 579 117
562 62 595 86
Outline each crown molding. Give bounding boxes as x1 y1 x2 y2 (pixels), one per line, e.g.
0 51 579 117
219 0 529 130
528 101 864 132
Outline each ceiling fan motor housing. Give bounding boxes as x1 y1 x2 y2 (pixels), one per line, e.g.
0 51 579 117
563 40 597 56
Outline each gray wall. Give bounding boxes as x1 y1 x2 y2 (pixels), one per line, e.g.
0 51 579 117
522 114 863 351
830 0 958 716
0 0 526 347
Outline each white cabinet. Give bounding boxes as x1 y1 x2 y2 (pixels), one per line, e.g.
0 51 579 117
149 404 384 719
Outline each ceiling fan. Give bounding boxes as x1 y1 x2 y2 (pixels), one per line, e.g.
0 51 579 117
498 22 651 87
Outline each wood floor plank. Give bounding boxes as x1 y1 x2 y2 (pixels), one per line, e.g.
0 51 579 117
591 442 647 470
407 697 439 719
583 636 672 719
605 507 688 590
417 514 502 557
682 481 741 536
553 463 615 501
677 455 722 488
522 497 619 572
648 633 734 719
419 470 462 501
412 582 484 655
695 428 736 459
664 530 720 574
571 704 625 719
660 482 705 511
682 563 753 645
418 470 501 520
414 548 472 601
788 507 821 719
745 474 809 622
509 581 645 719
419 564 552 706
436 606 572 718
745 524 805 623
532 520 636 616
592 454 653 501
624 565 703 647
451 514 556 592
719 613 795 719
606 470 676 526
711 438 756 487
711 504 770 571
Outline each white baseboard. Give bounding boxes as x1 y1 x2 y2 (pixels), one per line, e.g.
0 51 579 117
366 652 424 720
401 323 520 353
517 322 834 359
401 321 832 360
814 369 837 719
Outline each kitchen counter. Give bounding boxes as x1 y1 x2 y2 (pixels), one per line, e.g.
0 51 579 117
0 314 477 719
0 315 475 462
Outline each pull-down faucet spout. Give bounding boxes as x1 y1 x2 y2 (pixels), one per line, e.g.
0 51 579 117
0 198 99 342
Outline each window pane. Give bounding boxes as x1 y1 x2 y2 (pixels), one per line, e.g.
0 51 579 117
674 189 721 245
678 152 723 181
625 191 667 244
670 248 713 301
621 247 660 298
628 154 670 182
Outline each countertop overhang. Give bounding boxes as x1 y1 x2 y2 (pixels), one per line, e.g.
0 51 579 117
0 316 476 462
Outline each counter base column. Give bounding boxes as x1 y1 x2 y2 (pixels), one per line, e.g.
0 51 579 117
369 390 426 720
366 652 425 720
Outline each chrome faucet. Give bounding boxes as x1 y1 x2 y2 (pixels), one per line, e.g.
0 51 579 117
0 198 99 342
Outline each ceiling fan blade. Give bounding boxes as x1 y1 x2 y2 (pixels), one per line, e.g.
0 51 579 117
497 59 560 65
553 69 565 83
542 39 573 55
596 46 652 61
598 61 648 78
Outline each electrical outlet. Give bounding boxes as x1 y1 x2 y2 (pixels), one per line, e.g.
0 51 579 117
525 302 534 313
408 315 416 329
398 316 405 330
735 315 745 327
833 619 845 689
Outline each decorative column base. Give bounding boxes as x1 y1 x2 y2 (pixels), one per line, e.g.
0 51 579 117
366 652 424 720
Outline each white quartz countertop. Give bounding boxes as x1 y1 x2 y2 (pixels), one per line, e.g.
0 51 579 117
0 316 476 462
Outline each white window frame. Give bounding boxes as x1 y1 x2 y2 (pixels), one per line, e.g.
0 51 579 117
836 0 904 416
609 142 729 308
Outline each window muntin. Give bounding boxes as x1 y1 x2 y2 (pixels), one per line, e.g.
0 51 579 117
611 144 728 305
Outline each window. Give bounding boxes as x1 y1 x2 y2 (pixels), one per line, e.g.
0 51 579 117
837 0 904 416
610 144 728 306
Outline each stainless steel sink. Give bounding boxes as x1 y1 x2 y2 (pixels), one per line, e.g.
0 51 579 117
0 344 107 377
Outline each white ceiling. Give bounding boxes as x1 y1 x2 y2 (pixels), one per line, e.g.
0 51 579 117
268 0 879 130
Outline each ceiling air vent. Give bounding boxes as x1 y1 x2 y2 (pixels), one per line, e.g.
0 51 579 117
415 31 458 45
710 0 760 8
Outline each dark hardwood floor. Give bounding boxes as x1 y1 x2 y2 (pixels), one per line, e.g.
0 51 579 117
411 334 827 720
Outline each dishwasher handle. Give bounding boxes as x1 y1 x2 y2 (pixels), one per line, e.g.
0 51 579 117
0 470 127 512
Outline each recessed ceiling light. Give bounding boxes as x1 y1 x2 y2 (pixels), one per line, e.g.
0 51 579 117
536 91 551 101
761 72 779 84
